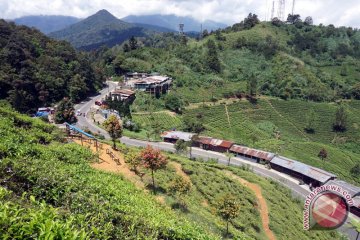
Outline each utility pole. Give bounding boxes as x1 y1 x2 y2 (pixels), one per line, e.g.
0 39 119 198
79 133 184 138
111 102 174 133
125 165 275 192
179 23 184 35
271 0 275 20
291 0 296 15
277 0 286 21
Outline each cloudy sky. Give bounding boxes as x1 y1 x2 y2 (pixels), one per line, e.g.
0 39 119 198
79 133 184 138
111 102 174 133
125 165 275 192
1 0 359 27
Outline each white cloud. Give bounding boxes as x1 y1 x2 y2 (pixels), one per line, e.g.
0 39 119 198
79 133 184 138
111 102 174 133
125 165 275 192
1 0 359 27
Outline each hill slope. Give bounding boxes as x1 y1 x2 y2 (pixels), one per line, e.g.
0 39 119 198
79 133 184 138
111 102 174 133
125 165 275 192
122 14 227 32
0 105 341 239
0 19 103 113
12 15 81 33
49 10 173 50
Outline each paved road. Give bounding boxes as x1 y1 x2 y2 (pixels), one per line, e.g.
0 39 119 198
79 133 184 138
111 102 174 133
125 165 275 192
74 83 359 239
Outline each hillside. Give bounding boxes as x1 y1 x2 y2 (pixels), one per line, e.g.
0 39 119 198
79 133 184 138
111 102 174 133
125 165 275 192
12 15 81 33
96 17 360 186
122 14 227 32
0 19 103 113
0 104 341 239
49 10 173 50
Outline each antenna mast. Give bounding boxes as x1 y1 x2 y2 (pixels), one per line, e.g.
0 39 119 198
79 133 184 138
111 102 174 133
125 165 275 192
271 0 275 20
179 23 184 35
277 0 285 21
291 0 295 15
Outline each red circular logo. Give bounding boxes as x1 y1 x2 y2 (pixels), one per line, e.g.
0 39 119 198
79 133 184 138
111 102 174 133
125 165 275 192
311 192 348 229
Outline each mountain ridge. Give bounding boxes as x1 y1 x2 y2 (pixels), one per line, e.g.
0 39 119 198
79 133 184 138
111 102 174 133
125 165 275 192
122 14 227 32
48 10 173 50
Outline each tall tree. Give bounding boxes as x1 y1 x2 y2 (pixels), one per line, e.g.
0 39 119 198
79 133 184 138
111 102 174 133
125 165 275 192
125 149 142 173
168 176 192 208
333 104 347 132
140 146 168 193
174 139 189 155
54 97 77 124
247 74 258 97
205 39 221 73
318 148 328 162
243 13 260 29
217 193 241 236
129 36 138 50
305 108 317 133
103 115 123 149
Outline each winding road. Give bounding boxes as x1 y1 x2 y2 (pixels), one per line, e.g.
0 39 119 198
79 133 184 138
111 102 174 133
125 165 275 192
74 82 359 240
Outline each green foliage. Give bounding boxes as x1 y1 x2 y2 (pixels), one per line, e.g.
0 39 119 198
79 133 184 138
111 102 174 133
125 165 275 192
205 39 221 73
333 104 348 132
54 98 77 124
0 106 213 239
0 20 103 113
164 92 185 113
103 115 123 148
216 193 241 236
174 139 189 154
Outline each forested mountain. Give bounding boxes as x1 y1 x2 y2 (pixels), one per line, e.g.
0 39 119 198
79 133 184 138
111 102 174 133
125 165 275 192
12 15 81 34
0 20 104 113
49 10 172 50
122 14 227 32
100 14 360 102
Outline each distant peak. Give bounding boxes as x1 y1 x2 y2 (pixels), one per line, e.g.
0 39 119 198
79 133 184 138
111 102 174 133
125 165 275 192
94 9 116 18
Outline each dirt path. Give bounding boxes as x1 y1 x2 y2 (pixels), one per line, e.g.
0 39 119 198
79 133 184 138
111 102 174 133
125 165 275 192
224 171 276 240
169 161 191 182
265 99 310 141
72 139 145 189
224 104 231 128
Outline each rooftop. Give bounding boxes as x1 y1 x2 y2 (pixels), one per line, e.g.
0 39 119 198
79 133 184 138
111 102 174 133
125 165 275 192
325 180 360 197
161 131 195 141
271 156 337 183
112 89 135 95
197 137 234 148
230 144 275 161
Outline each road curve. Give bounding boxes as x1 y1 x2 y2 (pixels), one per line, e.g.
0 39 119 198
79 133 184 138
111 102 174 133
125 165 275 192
74 83 358 239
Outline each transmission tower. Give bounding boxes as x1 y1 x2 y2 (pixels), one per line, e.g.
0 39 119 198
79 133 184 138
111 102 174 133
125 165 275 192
291 0 296 15
271 0 275 20
179 23 184 35
277 0 285 21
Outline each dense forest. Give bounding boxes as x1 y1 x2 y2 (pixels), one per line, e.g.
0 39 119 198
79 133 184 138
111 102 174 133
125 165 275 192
96 13 360 103
0 20 104 113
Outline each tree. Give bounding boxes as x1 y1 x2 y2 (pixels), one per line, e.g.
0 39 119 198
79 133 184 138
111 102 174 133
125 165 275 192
305 109 316 133
243 13 260 29
140 145 168 193
318 148 328 161
69 74 88 102
271 17 283 27
123 43 130 52
125 149 142 173
129 36 138 50
103 115 123 149
205 39 221 73
174 139 188 155
225 152 233 166
54 97 77 124
217 194 241 236
247 74 258 97
287 14 302 24
304 16 313 25
333 104 347 132
202 29 209 38
164 93 184 113
350 163 360 177
168 176 192 208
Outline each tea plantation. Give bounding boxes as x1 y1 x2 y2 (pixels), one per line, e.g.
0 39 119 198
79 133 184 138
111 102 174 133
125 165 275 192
0 105 343 239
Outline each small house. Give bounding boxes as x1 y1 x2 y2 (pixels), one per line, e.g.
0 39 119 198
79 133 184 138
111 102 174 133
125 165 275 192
270 156 337 187
229 144 275 164
194 137 234 153
161 131 195 144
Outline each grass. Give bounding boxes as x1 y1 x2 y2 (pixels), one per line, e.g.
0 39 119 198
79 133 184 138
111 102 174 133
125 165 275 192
179 98 360 185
